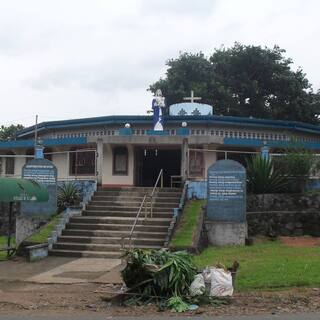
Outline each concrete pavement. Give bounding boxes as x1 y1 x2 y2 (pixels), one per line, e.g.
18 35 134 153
0 256 122 284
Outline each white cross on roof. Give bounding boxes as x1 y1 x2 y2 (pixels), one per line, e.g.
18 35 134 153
183 90 202 103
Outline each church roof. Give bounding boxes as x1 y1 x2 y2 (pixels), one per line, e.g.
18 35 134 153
17 114 320 138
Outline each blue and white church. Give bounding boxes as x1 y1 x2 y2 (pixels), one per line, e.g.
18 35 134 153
1 91 320 190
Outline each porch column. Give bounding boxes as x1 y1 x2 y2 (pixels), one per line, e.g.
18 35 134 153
97 138 104 185
181 138 189 182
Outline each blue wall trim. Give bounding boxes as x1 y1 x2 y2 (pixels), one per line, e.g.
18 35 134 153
0 137 87 149
224 138 320 149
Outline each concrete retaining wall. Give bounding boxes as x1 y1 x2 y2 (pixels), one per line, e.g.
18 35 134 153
247 210 320 237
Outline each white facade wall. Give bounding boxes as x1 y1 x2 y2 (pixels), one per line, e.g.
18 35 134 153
204 150 217 175
102 144 134 186
52 153 69 180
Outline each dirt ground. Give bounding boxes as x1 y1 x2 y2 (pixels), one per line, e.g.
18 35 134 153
280 236 320 247
0 280 319 316
0 241 319 316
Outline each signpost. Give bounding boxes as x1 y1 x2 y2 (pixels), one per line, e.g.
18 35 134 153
21 158 57 217
206 159 247 246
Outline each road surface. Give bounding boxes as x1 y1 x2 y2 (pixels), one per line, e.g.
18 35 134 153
0 312 320 320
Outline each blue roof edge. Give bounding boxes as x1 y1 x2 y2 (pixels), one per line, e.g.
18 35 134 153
16 114 320 138
0 137 87 149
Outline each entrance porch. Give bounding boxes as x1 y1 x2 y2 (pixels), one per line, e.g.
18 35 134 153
134 147 181 187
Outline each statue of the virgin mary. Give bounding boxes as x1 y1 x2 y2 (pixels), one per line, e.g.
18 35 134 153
152 89 165 131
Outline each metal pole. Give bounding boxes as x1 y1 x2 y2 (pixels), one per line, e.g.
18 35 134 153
161 170 163 188
7 202 13 258
34 115 38 152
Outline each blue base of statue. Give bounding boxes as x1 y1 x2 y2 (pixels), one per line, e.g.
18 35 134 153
119 128 133 136
146 130 169 136
177 128 190 136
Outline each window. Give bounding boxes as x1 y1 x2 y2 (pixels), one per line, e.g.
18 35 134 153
69 148 96 175
5 152 15 175
44 148 53 161
189 150 204 177
113 146 128 175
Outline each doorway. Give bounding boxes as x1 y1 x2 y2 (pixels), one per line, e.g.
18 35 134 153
135 147 181 187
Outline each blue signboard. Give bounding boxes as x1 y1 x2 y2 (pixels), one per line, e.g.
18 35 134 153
207 159 246 222
21 158 57 217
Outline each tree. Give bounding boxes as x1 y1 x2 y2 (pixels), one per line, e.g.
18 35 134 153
0 124 24 141
149 43 320 124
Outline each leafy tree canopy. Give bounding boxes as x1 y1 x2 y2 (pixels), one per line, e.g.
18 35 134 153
149 43 320 124
0 124 24 141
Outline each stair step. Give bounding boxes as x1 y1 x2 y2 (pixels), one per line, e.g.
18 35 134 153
87 203 177 210
90 197 180 204
62 229 167 238
84 207 173 217
66 223 169 232
49 249 121 259
94 191 181 197
58 236 165 246
53 242 121 252
97 187 181 192
85 206 174 212
82 211 172 218
53 242 161 252
69 216 171 226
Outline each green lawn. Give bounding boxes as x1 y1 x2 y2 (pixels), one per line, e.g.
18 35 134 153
26 214 60 244
170 200 205 248
193 240 320 291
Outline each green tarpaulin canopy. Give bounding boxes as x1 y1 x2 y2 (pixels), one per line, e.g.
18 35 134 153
0 177 49 257
0 177 49 202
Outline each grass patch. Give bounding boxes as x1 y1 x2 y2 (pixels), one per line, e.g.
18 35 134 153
193 240 320 291
0 236 16 261
170 200 205 248
26 214 60 244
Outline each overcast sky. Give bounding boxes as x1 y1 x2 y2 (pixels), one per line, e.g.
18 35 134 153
0 0 319 126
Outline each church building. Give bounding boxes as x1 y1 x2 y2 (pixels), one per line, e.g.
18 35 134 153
1 91 320 189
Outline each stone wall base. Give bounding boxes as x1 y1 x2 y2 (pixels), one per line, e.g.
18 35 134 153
205 221 247 246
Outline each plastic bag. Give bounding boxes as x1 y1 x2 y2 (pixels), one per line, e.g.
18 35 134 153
210 267 233 297
189 274 205 296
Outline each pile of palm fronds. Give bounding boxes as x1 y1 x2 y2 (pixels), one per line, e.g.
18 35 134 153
121 249 197 298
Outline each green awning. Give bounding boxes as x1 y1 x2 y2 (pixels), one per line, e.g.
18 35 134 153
0 178 49 202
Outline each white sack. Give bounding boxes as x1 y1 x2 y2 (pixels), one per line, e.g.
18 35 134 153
189 274 205 296
210 267 233 297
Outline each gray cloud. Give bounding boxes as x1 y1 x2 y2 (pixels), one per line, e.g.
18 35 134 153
0 0 319 126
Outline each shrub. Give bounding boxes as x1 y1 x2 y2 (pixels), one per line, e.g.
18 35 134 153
57 182 81 210
274 147 318 192
246 156 287 194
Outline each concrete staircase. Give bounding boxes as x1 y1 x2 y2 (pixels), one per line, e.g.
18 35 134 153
49 187 182 258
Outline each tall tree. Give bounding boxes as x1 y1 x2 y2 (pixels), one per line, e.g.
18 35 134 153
150 43 320 124
0 124 24 141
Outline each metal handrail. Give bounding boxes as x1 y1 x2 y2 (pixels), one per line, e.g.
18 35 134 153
121 169 163 252
149 169 163 218
121 194 148 251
